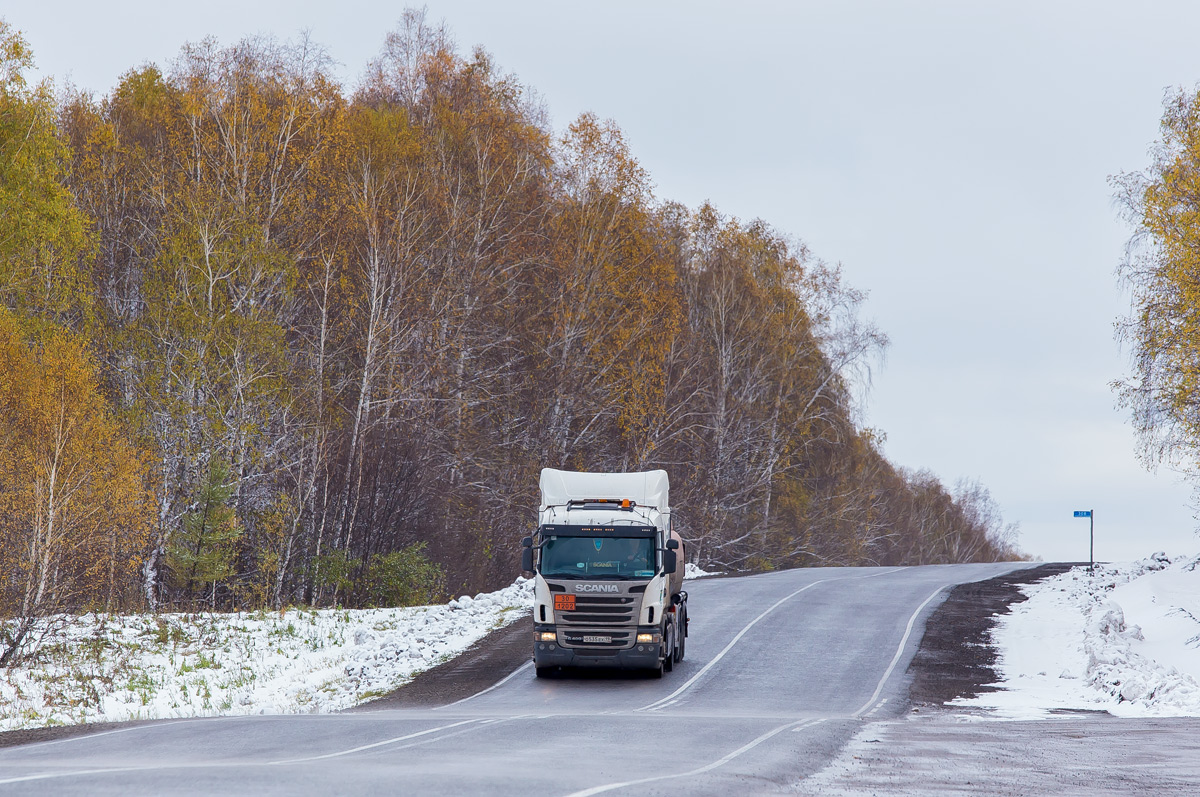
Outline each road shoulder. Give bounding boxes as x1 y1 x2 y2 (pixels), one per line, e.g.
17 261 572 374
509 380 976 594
346 615 532 710
906 562 1077 708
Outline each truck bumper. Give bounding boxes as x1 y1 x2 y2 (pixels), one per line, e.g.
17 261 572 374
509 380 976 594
534 641 661 669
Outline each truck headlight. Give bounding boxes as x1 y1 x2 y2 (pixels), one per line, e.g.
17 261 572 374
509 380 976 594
538 631 556 642
636 632 661 643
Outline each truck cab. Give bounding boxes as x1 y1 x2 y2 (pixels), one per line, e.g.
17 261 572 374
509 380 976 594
522 469 688 678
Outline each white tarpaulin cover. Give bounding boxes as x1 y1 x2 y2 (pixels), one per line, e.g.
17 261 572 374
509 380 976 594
539 468 669 511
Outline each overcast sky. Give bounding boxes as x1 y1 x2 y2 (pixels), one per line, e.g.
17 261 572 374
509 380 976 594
6 0 1199 562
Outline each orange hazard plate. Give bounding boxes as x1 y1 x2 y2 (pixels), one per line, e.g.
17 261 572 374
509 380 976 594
554 594 576 611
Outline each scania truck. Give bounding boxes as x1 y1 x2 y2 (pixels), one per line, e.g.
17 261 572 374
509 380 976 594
521 469 688 678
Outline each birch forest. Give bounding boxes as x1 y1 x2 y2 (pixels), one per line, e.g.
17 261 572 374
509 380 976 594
0 12 1022 630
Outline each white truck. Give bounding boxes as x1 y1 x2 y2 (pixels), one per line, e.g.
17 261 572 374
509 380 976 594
521 468 688 678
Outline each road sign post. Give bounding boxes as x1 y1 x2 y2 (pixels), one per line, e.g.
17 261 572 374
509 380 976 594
1073 510 1093 571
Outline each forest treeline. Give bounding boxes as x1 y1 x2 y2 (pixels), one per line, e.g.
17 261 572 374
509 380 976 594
0 12 1021 639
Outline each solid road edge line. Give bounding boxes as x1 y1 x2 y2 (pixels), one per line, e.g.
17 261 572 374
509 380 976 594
435 661 534 710
636 566 903 713
852 583 947 718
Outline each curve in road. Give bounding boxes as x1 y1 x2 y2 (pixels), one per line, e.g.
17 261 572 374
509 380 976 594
0 562 1031 795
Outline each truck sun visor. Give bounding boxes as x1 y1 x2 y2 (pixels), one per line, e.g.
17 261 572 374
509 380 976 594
540 524 657 538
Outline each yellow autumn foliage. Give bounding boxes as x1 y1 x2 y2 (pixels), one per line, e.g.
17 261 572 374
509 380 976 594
0 310 154 619
0 9 1017 611
1117 87 1200 472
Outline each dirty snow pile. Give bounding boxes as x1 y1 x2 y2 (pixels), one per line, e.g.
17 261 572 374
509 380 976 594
955 552 1200 718
684 562 716 579
0 578 533 732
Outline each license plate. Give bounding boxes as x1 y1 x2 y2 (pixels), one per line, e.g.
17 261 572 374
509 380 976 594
554 594 576 611
582 635 611 644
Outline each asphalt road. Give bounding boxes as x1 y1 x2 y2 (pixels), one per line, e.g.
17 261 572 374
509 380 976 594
798 712 1200 795
0 563 1030 795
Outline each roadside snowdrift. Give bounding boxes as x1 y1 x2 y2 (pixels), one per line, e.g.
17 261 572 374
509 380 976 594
955 552 1200 718
0 579 534 732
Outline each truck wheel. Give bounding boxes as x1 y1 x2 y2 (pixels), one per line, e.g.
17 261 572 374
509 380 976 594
674 628 685 663
663 633 674 673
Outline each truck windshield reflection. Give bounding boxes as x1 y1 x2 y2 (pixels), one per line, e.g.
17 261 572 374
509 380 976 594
539 536 654 579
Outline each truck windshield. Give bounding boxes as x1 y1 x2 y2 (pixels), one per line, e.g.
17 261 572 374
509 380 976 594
539 536 655 579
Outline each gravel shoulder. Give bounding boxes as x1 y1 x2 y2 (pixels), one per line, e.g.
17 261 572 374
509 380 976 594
0 718 152 750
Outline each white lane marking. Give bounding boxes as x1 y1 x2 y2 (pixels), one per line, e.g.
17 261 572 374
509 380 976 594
864 698 888 718
636 569 906 714
636 579 829 712
857 567 904 579
0 719 485 786
563 718 827 797
852 584 947 718
267 718 483 763
0 765 180 788
435 660 534 710
442 566 904 717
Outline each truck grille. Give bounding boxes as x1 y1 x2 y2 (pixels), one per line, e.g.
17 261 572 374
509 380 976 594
557 595 637 626
556 595 638 649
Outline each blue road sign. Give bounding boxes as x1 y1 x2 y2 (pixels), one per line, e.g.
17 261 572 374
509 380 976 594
1074 510 1092 518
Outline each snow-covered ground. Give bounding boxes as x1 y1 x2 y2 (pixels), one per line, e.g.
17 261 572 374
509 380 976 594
0 565 715 732
0 579 534 732
955 552 1200 718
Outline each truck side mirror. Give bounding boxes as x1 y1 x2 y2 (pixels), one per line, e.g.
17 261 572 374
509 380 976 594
663 549 677 574
521 537 534 573
666 539 679 550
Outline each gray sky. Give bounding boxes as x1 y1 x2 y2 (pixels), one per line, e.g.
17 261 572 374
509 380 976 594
6 0 1198 562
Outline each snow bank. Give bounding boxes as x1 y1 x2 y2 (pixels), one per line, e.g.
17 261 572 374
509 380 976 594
955 552 1200 718
0 578 534 732
684 562 717 579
